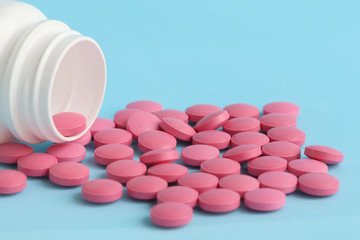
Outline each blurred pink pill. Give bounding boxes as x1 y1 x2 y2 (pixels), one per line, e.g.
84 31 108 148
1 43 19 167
194 110 230 132
178 172 219 193
185 104 222 122
231 132 269 147
200 158 241 179
154 109 189 123
150 202 193 228
126 100 162 113
288 158 328 177
17 153 58 177
81 179 123 203
223 103 260 119
258 171 298 194
70 130 91 146
53 112 86 137
148 163 188 183
47 143 86 163
160 118 196 142
267 126 306 146
106 160 147 183
0 169 27 194
139 149 179 166
94 128 132 147
299 173 339 196
199 188 240 213
192 130 231 150
94 144 134 165
126 111 161 140
263 101 300 117
222 144 262 163
262 141 301 161
0 143 33 164
113 109 142 129
222 117 260 135
49 162 89 186
219 174 259 197
304 145 344 164
126 175 168 200
259 113 297 132
247 156 288 176
137 130 177 153
157 186 199 208
181 144 220 166
89 118 115 137
244 188 286 212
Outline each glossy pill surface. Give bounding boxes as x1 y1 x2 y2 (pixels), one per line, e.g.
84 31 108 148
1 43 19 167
231 132 270 147
47 143 86 163
106 160 147 183
70 131 91 146
222 144 262 163
94 144 134 165
53 112 86 137
81 179 123 203
113 109 141 129
267 126 306 146
148 163 188 183
262 141 301 161
150 202 193 228
223 103 260 119
17 153 58 177
127 176 168 200
49 162 89 186
219 174 259 197
288 158 328 177
137 130 177 153
263 101 300 117
160 117 196 142
258 171 298 194
126 111 161 140
200 158 241 179
89 117 115 137
194 110 230 132
157 186 199 208
222 117 260 135
304 145 344 164
298 173 339 196
94 128 133 147
0 143 33 164
139 149 179 165
154 109 189 123
247 156 288 176
178 172 219 193
259 113 297 132
192 130 231 150
244 188 286 211
199 188 241 213
181 144 220 166
0 169 27 194
185 104 222 122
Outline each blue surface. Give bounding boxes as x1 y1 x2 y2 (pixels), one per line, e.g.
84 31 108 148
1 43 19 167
1 0 360 239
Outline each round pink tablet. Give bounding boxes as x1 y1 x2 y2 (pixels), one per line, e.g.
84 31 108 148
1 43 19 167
219 174 259 197
94 144 134 165
199 188 240 213
49 162 89 186
94 128 132 147
154 109 189 123
89 118 115 137
288 158 328 177
304 145 344 164
247 156 288 176
267 126 306 146
70 130 91 146
223 103 260 119
126 175 168 200
222 144 262 163
194 110 230 132
139 149 179 166
157 186 199 208
178 172 219 193
185 104 222 122
148 163 188 183
160 118 196 142
200 158 241 179
126 100 162 113
106 160 147 183
192 130 231 150
113 109 142 129
0 169 27 194
222 117 260 135
47 143 86 163
258 171 298 194
231 132 270 147
244 188 286 211
259 113 297 132
263 101 300 117
181 144 220 166
17 153 58 177
151 202 193 228
0 143 33 164
126 111 161 140
137 130 177 153
299 172 339 196
53 112 86 137
81 179 123 203
262 141 301 161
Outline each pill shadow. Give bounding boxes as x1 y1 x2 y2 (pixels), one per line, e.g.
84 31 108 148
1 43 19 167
39 177 82 190
0 163 18 170
72 192 125 207
141 217 189 230
292 190 335 200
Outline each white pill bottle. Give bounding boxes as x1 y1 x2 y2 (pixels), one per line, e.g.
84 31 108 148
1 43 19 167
0 1 106 144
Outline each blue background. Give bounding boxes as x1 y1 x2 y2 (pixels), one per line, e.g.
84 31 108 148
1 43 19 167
1 0 359 239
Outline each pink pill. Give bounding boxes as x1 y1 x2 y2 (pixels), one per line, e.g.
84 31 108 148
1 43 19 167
126 100 162 113
0 169 27 194
192 130 231 150
244 188 286 212
17 153 58 177
94 128 133 147
47 143 86 163
126 111 161 140
126 175 168 200
263 101 300 117
106 160 147 183
304 145 344 164
288 158 328 177
53 112 86 137
219 174 259 197
258 171 298 194
222 144 262 163
299 172 339 196
185 104 222 122
160 118 196 142
157 186 199 208
148 163 188 183
113 109 142 129
259 113 297 132
262 141 301 161
267 126 306 146
137 130 177 153
81 179 123 203
181 144 220 166
231 132 270 147
200 158 241 179
139 149 179 166
150 202 193 228
223 103 260 119
199 188 241 213
247 156 288 176
0 143 33 164
49 162 89 186
194 110 230 132
70 130 91 146
178 172 219 193
154 109 189 123
222 117 260 135
94 144 134 165
89 118 115 137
